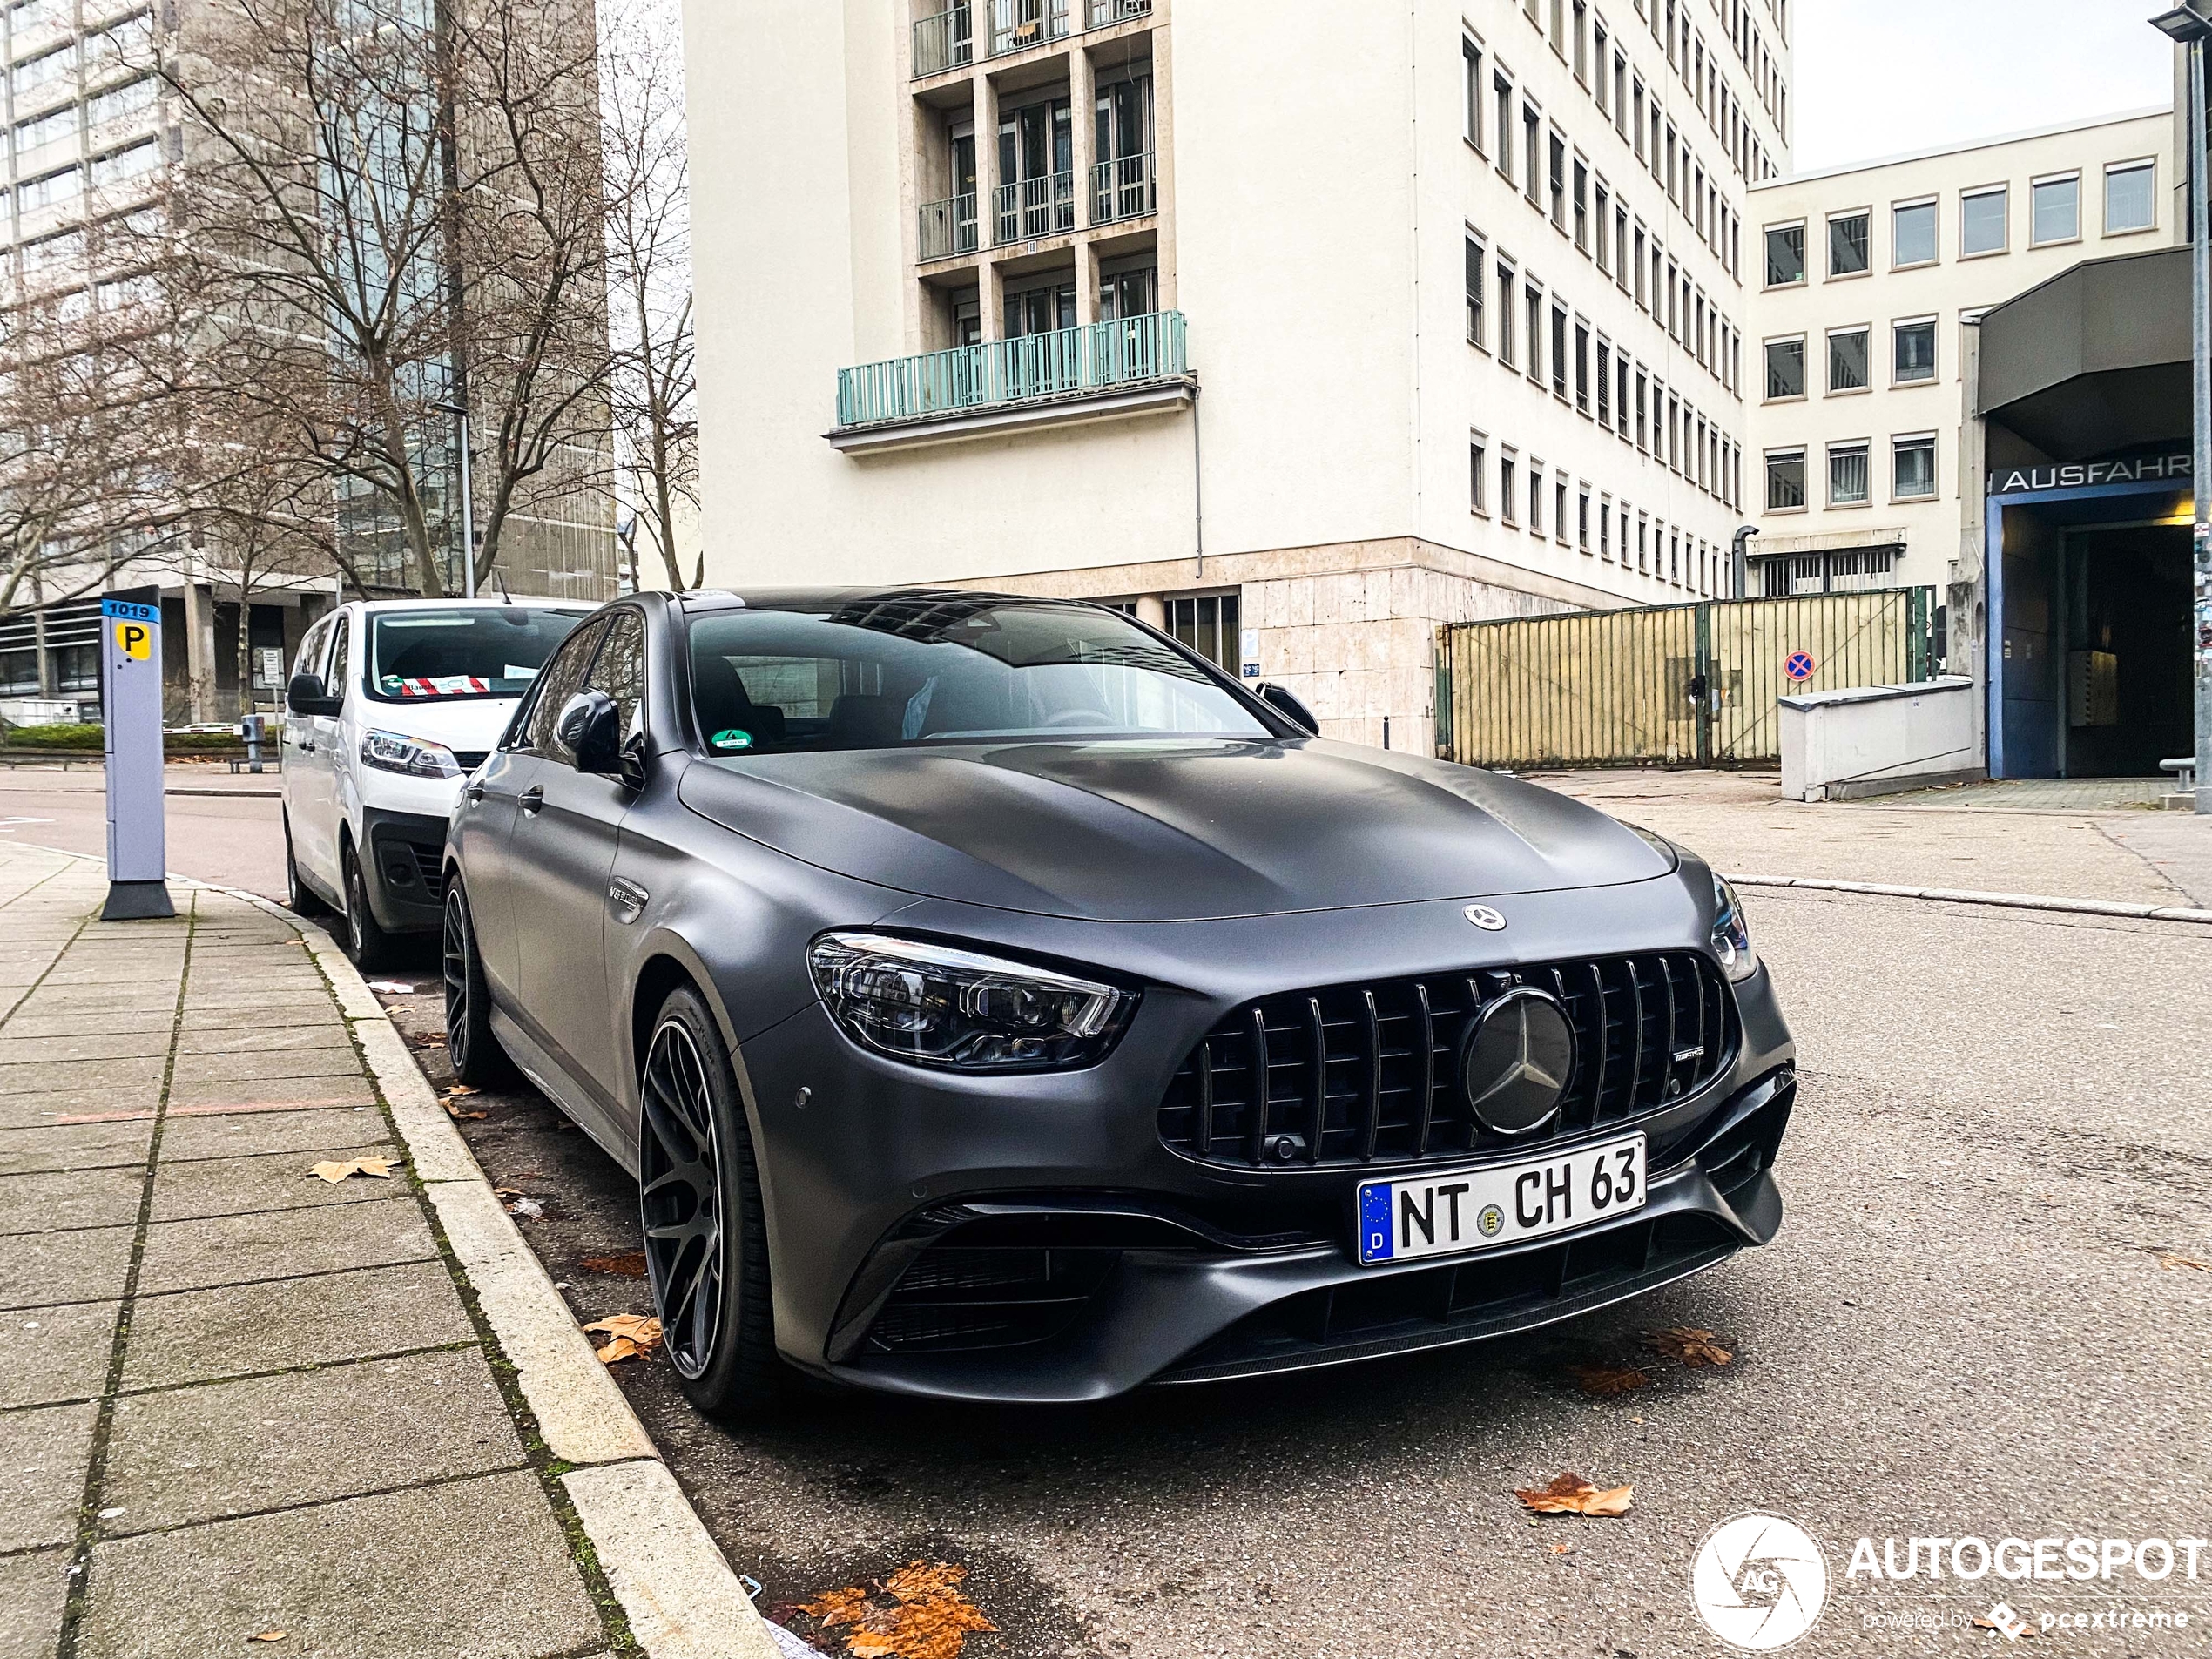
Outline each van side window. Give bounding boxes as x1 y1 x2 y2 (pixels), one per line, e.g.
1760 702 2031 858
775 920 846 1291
519 617 608 762
327 615 352 701
293 620 329 682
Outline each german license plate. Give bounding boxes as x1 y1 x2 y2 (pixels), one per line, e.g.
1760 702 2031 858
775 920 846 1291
1355 1133 1646 1266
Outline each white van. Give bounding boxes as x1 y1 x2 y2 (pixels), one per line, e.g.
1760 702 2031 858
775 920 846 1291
282 597 596 967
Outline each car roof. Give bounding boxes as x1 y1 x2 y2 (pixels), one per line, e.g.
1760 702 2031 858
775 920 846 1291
674 586 1088 615
347 597 597 614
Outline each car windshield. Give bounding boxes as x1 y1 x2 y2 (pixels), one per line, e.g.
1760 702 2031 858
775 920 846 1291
686 596 1272 755
366 608 590 702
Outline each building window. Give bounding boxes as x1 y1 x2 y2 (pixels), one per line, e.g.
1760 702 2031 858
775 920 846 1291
1893 434 1937 500
2031 173 2080 246
1574 320 1590 412
1827 327 1870 394
1764 335 1805 400
1596 340 1612 424
1828 442 1871 506
1764 448 1807 511
1470 433 1489 513
15 104 77 152
1555 479 1568 542
91 140 159 186
2105 160 2155 234
1524 105 1541 199
17 165 80 213
1464 36 1484 149
1893 318 1936 384
1528 465 1545 534
1169 594 1241 673
1501 451 1520 523
1577 487 1590 551
1548 132 1567 226
1466 235 1487 347
1961 185 2007 255
1495 74 1514 176
1526 282 1544 381
1497 262 1518 367
1827 212 1870 277
1551 304 1568 398
1599 496 1613 559
1573 158 1588 248
1892 199 1937 266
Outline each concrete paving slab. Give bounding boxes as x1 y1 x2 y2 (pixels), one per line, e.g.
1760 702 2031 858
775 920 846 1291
138 1198 437 1295
158 1105 388 1163
169 1047 362 1085
148 1145 402 1224
0 1549 70 1659
0 1055 165 1097
78 1469 603 1659
123 1259 475 1390
166 1076 377 1110
0 1399 97 1550
0 1298 118 1408
0 1010 174 1042
104 1348 523 1533
0 1224 133 1310
0 1118 153 1175
172 1024 352 1056
0 1089 158 1130
0 1030 172 1065
0 1166 146 1234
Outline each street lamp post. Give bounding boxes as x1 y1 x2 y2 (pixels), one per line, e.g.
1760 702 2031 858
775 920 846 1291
2153 2 2212 811
433 401 476 600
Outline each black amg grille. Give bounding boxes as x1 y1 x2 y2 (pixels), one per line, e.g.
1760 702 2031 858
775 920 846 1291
1157 952 1737 1171
864 1247 1121 1354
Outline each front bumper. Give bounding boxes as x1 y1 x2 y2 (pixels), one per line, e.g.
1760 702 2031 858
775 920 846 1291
733 880 1797 1404
360 806 451 933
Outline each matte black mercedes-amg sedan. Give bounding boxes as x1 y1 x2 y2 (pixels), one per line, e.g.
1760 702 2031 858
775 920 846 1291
442 588 1795 1414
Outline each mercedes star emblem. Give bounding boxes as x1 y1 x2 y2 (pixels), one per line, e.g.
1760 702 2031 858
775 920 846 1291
1459 988 1575 1136
1464 904 1508 931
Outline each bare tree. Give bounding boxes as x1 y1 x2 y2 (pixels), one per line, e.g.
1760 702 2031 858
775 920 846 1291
599 0 697 590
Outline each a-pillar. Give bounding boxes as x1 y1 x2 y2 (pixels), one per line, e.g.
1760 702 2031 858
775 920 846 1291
183 577 218 723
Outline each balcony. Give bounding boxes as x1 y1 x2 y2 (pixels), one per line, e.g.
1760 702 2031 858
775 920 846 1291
832 310 1190 450
912 5 974 76
1087 0 1150 22
918 192 980 260
988 0 1069 57
1091 152 1156 225
995 171 1076 243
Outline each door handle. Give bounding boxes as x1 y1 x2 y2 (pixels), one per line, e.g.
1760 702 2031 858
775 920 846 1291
520 786 546 816
463 780 487 806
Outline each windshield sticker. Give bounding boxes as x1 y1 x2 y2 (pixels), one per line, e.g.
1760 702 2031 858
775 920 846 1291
503 666 540 681
392 675 491 698
710 729 753 752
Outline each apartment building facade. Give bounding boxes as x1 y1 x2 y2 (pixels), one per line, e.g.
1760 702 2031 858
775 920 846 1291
1743 109 2180 610
687 0 1797 747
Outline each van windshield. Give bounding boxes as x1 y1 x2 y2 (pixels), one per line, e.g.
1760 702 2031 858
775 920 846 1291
366 608 590 702
686 596 1271 755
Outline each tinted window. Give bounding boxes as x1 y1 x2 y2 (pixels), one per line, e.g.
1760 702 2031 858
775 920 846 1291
1764 223 1804 287
583 609 647 743
367 607 590 703
518 617 608 761
687 597 1271 758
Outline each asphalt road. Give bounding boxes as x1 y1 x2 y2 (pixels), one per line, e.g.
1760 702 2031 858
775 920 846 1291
364 887 2212 1659
0 765 287 897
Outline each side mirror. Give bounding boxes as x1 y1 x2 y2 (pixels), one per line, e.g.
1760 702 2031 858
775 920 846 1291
557 689 623 775
287 673 336 717
617 731 651 793
1254 680 1318 736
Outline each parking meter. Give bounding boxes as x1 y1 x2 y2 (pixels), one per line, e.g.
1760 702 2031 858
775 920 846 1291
99 598 174 921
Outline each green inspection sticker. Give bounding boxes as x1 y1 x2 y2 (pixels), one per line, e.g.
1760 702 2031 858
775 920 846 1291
710 728 753 752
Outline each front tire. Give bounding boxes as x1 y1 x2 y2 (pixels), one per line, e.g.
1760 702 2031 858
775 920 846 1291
442 879 513 1086
638 984 779 1417
284 814 330 917
341 843 396 972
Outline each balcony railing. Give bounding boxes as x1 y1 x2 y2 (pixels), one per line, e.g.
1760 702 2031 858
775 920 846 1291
912 4 974 75
836 310 1188 429
918 192 979 260
1091 151 1156 225
1087 0 1150 24
988 0 1069 57
995 170 1075 242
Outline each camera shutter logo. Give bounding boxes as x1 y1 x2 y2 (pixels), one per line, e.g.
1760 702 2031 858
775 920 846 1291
1689 1514 1829 1651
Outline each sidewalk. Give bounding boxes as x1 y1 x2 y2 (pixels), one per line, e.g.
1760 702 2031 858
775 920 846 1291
1536 769 2212 908
0 841 773 1659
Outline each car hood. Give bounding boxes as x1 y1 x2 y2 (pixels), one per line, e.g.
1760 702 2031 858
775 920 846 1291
676 738 1674 923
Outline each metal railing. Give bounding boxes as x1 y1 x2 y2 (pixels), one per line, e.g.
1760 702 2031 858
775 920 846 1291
995 170 1075 242
1091 151 1156 225
1088 0 1150 24
836 309 1188 429
988 0 1069 57
917 193 979 260
912 4 974 75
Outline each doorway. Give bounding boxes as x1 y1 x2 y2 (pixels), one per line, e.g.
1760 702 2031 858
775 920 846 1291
2057 523 2194 778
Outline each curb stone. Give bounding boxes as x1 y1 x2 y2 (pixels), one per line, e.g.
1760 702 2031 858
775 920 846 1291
1727 873 2212 925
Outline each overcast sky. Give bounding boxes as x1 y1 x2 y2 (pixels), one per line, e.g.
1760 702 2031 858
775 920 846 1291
1792 0 2176 172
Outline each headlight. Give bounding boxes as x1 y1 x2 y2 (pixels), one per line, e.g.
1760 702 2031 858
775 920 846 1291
360 730 463 779
806 932 1134 1072
1710 875 1758 982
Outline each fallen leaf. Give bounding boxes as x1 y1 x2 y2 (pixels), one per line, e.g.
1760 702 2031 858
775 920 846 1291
2155 1252 2210 1272
306 1157 397 1184
247 1635 287 1645
445 1084 479 1097
583 1312 662 1364
1514 1472 1634 1517
445 1102 488 1121
1643 1326 1733 1367
493 1186 522 1198
798 1561 998 1659
1548 1542 1574 1555
1571 1363 1650 1396
582 1251 648 1278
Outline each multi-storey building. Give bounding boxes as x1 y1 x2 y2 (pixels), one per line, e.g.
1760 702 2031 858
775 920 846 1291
687 0 1797 746
1743 108 2178 604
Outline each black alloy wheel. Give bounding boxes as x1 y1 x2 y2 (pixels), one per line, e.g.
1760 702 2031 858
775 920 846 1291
283 814 329 916
341 846 396 972
638 984 779 1415
443 880 511 1086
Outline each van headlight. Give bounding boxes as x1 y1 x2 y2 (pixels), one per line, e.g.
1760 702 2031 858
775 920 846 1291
807 933 1135 1072
361 730 463 779
1711 875 1759 982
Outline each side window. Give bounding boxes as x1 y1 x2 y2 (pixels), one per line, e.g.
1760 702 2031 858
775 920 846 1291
519 617 607 762
293 620 329 682
325 615 352 704
583 609 647 744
